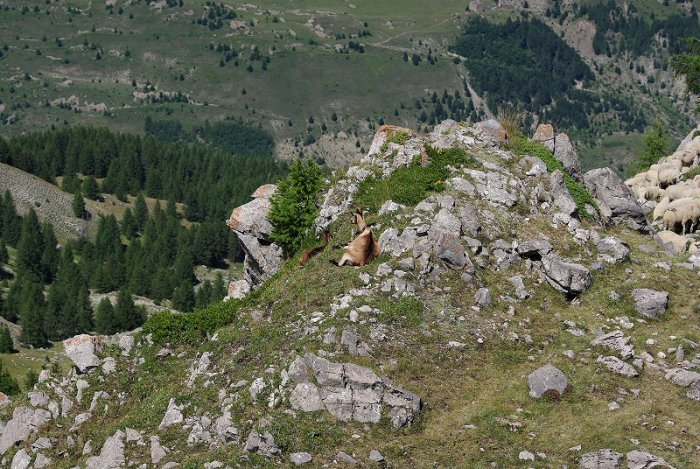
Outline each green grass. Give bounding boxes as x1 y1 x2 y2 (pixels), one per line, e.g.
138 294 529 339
683 166 700 180
509 136 599 218
355 146 479 211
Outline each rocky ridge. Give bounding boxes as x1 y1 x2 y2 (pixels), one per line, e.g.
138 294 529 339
1 119 699 467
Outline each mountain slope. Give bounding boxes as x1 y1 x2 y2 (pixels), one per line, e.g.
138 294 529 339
1 119 699 468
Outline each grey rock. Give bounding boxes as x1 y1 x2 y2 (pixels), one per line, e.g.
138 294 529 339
290 383 324 412
457 204 481 237
158 398 184 430
597 237 631 264
474 288 491 307
550 170 578 217
150 436 167 465
33 453 51 469
306 354 345 387
528 364 569 398
118 334 134 356
214 410 239 443
336 451 359 465
553 132 582 180
664 368 700 387
448 176 477 196
596 356 639 377
0 406 51 455
524 156 548 177
532 123 555 152
28 391 50 408
517 239 553 259
63 334 101 373
591 331 635 359
245 430 281 458
583 168 647 229
631 289 669 318
508 275 531 300
378 200 404 215
226 185 283 289
290 452 313 465
369 450 385 462
102 357 117 375
320 386 354 421
10 449 31 469
541 255 592 297
85 430 125 469
465 169 517 207
626 450 674 468
579 449 623 469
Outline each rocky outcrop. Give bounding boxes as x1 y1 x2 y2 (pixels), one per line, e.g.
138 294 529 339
579 449 624 468
85 430 125 469
584 168 647 230
553 132 582 180
0 406 52 455
226 185 283 295
541 255 592 297
287 354 422 428
63 334 101 373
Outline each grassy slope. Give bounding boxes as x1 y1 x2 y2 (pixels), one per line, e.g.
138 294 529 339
9 146 699 467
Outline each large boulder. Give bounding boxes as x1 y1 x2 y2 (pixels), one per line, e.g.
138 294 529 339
528 364 569 398
0 406 51 455
626 450 675 469
532 123 555 152
541 255 592 297
553 132 582 180
631 289 669 318
86 430 126 469
583 168 647 230
63 334 101 373
226 185 283 292
550 170 578 217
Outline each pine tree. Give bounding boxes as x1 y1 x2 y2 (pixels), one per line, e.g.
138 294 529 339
134 193 149 231
16 210 44 280
268 159 323 255
121 208 137 239
213 273 226 301
95 298 116 335
0 238 7 265
114 288 143 332
83 175 99 200
1 191 21 245
24 369 38 390
40 223 59 283
0 326 14 353
0 137 11 164
18 277 48 348
172 280 195 312
0 360 20 395
195 280 213 309
72 192 86 218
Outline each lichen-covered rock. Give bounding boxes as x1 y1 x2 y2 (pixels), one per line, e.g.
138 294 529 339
63 334 101 373
528 364 569 398
631 289 669 318
579 449 623 469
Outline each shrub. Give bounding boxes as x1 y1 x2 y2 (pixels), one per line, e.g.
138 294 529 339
510 136 598 218
355 146 478 212
269 159 323 256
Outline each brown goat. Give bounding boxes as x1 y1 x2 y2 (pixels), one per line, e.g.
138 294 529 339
336 210 380 267
299 230 331 267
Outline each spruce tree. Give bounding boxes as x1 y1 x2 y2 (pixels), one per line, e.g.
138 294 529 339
0 326 14 353
0 238 7 265
114 288 143 332
195 280 212 309
83 175 99 200
95 298 116 335
269 159 322 255
134 193 149 231
213 272 227 301
1 191 21 245
0 360 20 395
18 277 48 348
72 192 86 218
16 210 44 280
40 223 59 283
24 369 38 390
172 280 195 312
121 208 137 239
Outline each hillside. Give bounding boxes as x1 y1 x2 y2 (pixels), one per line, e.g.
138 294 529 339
0 119 698 468
0 0 698 170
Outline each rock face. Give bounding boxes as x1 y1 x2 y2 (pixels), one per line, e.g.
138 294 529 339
583 168 647 230
553 132 582 180
63 334 101 373
528 364 569 398
85 430 125 469
541 255 592 297
226 185 283 294
631 289 669 318
287 354 422 428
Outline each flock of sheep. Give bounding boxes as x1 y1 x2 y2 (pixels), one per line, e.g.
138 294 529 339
625 134 700 246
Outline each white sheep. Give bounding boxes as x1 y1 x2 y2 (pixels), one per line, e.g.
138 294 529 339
664 198 700 234
653 197 671 220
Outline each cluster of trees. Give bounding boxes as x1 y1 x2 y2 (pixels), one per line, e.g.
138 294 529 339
581 1 699 56
1 126 286 223
452 17 596 132
0 190 231 349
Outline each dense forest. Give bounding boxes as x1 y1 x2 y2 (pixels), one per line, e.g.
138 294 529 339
0 126 286 222
580 1 699 56
0 125 288 348
451 16 651 135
